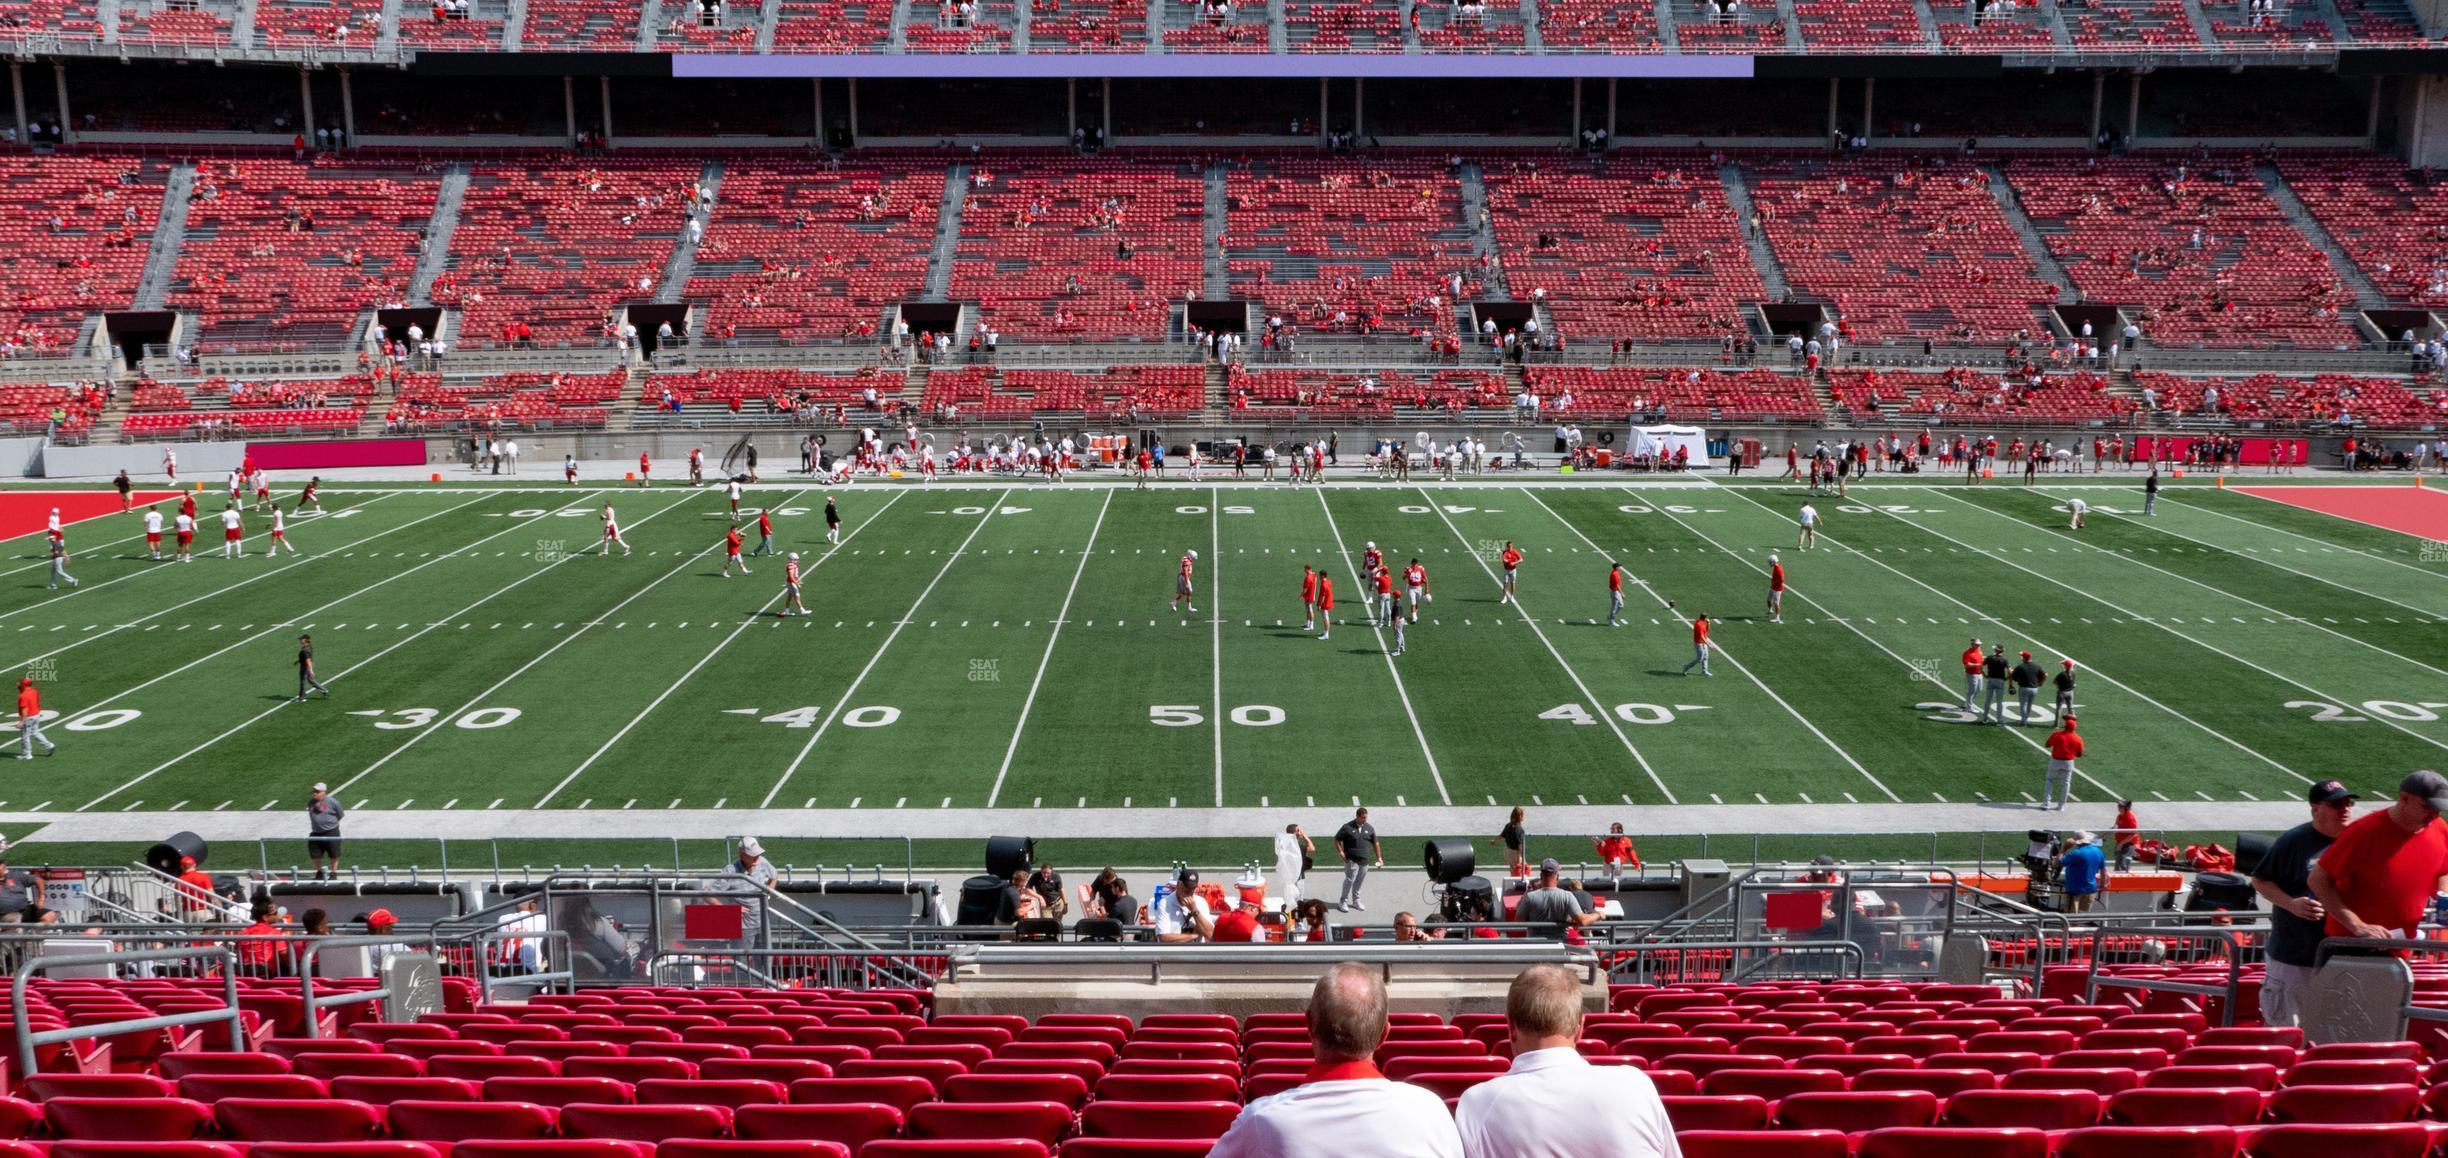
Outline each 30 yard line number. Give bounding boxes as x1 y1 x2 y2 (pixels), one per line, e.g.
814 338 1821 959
349 707 524 730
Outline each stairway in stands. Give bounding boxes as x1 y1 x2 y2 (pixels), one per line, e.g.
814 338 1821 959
1984 164 2077 310
1715 165 1792 304
2257 162 2388 313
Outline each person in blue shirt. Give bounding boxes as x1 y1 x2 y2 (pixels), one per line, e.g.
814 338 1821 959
2060 832 2106 913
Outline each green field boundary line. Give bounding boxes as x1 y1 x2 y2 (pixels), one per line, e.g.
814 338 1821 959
1313 488 1450 807
0 494 404 625
1411 486 1673 803
9 492 505 722
1714 485 2311 792
77 491 706 812
2159 492 2448 584
2036 485 2446 620
332 486 824 800
1872 501 2448 760
536 490 909 808
1523 487 1899 803
759 489 1014 809
986 489 1114 809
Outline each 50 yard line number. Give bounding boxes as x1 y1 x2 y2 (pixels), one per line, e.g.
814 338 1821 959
1152 704 1285 727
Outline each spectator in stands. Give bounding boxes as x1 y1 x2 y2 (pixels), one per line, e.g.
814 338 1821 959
727 836 778 942
2253 779 2357 1027
1151 869 1213 943
1209 962 1464 1158
361 908 410 971
1391 912 1425 942
238 901 283 974
1292 897 1331 942
1212 895 1264 943
2310 769 2448 943
1516 859 1600 935
0 844 40 923
1593 823 1641 880
1456 963 1678 1158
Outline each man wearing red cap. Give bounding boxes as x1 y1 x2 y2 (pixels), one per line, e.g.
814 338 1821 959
15 677 51 761
2054 659 2079 719
177 856 217 914
2009 651 2047 727
2042 714 2084 810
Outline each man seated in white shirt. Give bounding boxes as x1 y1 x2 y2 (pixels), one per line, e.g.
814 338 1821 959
1210 962 1462 1158
1150 869 1214 944
1455 964 1680 1158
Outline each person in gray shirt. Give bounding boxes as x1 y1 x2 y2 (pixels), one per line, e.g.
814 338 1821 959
307 782 344 880
1515 859 1599 936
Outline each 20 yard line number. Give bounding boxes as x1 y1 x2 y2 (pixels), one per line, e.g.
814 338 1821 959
1 708 142 731
2290 699 2448 723
1152 704 1285 727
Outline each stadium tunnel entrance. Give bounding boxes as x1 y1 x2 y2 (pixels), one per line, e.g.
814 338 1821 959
104 310 176 371
625 303 692 357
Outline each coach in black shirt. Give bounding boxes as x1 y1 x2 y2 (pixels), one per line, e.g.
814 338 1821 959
2249 779 2357 1027
1333 808 1381 913
2010 652 2047 727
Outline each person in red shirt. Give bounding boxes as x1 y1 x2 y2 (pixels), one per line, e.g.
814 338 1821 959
179 492 197 523
2112 799 2142 871
1498 541 1522 604
1593 822 1642 879
16 676 52 759
176 856 217 915
1315 571 1335 641
2043 714 2085 810
1300 566 1317 630
1960 637 1985 712
1680 614 1712 677
1210 897 1262 943
753 508 775 557
1362 542 1383 587
2312 770 2448 941
638 452 651 487
1767 554 1786 625
1605 562 1625 627
1403 560 1427 624
780 552 807 617
721 524 750 577
1373 567 1394 626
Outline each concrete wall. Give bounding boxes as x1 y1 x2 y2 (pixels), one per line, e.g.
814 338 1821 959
2400 75 2448 170
39 440 247 480
0 436 46 478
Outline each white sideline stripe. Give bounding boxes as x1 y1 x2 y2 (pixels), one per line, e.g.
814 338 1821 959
2122 491 2448 610
333 489 818 797
2009 490 2448 679
1698 487 2137 799
1530 488 1898 802
758 489 1011 808
1209 487 1225 807
0 494 403 624
20 493 504 718
79 492 702 810
2171 492 2448 585
1725 485 2306 788
1 494 408 669
535 488 891 807
1416 486 1673 804
987 489 1110 808
1880 501 2448 757
1315 488 1451 807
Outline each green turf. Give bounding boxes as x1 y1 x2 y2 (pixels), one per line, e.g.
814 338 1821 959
0 474 2440 853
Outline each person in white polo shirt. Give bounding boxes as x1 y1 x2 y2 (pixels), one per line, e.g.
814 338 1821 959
1210 962 1462 1158
1456 963 1680 1158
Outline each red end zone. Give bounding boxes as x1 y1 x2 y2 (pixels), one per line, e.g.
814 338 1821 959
2230 485 2448 541
0 490 184 543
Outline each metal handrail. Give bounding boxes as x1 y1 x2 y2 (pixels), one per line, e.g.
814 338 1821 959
13 947 245 1075
296 935 442 1037
947 942 1606 985
2083 925 2256 1025
1606 939 1869 983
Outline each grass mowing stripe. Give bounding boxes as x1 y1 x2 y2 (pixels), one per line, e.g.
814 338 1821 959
1313 487 1451 806
2167 492 2448 586
1529 487 1898 802
10 493 507 718
0 494 405 624
1414 486 1673 804
2044 485 2448 621
1699 485 2146 801
76 491 704 810
1209 488 1224 806
987 489 1111 808
1983 489 2448 680
536 489 899 808
330 488 819 797
758 489 1011 809
1878 502 2448 758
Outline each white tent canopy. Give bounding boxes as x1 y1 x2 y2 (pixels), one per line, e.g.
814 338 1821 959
1628 425 1711 467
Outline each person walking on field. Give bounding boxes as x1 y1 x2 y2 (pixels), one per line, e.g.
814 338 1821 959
1797 501 1819 549
1961 637 1985 711
1982 644 2011 724
1766 553 1785 624
1680 614 1712 677
15 676 52 760
2054 659 2078 718
1493 806 1530 879
2010 651 2046 726
2144 467 2160 516
1315 571 1335 641
295 634 331 702
2041 713 2083 810
45 537 74 590
1605 563 1625 627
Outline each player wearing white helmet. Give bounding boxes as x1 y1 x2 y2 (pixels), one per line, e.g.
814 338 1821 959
1171 548 1198 614
780 552 806 617
1766 552 1785 624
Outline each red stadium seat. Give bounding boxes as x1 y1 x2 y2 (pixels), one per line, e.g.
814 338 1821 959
907 1100 1073 1145
658 1144 851 1158
157 1054 292 1079
2242 1123 2435 1158
1944 1088 2103 1129
942 1072 1091 1108
251 1145 442 1158
2055 1126 2244 1158
327 1076 484 1105
1092 1073 1239 1102
41 1097 215 1141
176 1074 331 1102
1855 1069 2000 1098
1856 1126 2051 1158
1661 1095 1771 1131
386 1099 560 1142
867 1144 1050 1158
1675 1129 1852 1158
2007 1069 2143 1095
1055 1142 1217 1157
2149 1067 2283 1093
557 1103 735 1142
22 1075 174 1099
733 1103 907 1148
1076 1101 1240 1140
790 1077 938 1112
214 1098 386 1142
2107 1087 2267 1126
1771 1089 1941 1131
637 1078 789 1107
2263 1084 2421 1124
452 1144 654 1158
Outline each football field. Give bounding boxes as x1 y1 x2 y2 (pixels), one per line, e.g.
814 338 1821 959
2 472 2445 860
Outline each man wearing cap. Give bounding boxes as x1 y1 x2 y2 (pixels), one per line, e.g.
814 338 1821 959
15 677 52 761
307 783 343 880
2252 779 2358 1025
1515 860 1600 936
2310 770 2448 945
176 855 218 916
2010 651 2047 726
1960 638 1985 711
1981 644 2011 725
1211 894 1265 943
363 908 408 971
2060 832 2106 912
1334 807 1382 913
2042 714 2084 810
1152 869 1215 943
2054 659 2079 719
728 837 778 944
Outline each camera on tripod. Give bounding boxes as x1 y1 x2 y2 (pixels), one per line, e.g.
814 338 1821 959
1425 839 1494 923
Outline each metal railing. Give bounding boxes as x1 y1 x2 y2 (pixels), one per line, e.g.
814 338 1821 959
1603 939 1868 983
2082 925 2260 1025
941 942 1606 986
12 946 245 1075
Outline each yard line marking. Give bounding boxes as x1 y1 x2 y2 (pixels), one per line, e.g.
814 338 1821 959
2061 489 2448 618
1416 487 1670 804
1210 487 1225 806
987 489 1112 808
1717 485 2302 794
760 490 1011 808
333 491 817 798
80 492 702 810
14 493 510 717
1317 489 1451 806
1877 499 2448 759
1540 490 1895 801
2 494 421 670
535 490 900 807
